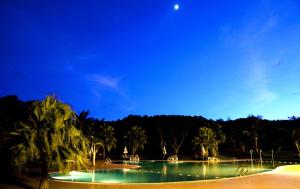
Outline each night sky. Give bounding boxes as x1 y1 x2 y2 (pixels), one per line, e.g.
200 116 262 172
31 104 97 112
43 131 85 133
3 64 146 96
1 0 300 120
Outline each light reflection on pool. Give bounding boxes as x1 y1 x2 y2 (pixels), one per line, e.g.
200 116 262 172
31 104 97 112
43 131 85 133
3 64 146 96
49 161 280 183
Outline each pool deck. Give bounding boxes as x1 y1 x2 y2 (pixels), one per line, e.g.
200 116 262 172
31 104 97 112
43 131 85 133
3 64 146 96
2 160 300 189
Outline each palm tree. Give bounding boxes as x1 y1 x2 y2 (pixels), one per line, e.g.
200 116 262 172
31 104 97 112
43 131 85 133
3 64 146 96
77 110 92 131
124 126 147 156
89 136 104 167
98 123 117 159
10 96 88 189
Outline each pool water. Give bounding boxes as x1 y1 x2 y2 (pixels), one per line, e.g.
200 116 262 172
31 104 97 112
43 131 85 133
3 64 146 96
49 161 276 183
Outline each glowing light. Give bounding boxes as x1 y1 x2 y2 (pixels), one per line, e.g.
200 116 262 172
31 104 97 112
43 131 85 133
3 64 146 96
51 171 90 180
174 3 180 11
70 171 81 176
203 164 207 179
101 179 121 183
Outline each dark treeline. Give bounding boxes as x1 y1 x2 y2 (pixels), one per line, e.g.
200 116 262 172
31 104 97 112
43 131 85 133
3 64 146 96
110 115 300 160
1 95 300 172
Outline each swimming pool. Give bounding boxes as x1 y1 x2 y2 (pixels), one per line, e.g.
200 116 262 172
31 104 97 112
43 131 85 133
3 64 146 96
49 161 277 183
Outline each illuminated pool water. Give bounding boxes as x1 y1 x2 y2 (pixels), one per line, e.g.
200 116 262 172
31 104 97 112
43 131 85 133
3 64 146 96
49 161 278 183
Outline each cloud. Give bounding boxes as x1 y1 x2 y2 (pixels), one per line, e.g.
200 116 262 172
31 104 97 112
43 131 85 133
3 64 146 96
272 59 284 68
85 74 137 117
57 52 104 74
261 15 278 33
237 15 278 49
247 59 278 105
91 88 102 100
254 88 277 104
229 13 280 105
87 74 119 90
292 92 300 96
244 15 279 105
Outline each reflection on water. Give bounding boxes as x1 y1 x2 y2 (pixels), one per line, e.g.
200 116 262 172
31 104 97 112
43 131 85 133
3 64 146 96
91 169 95 182
162 163 167 176
202 163 206 179
50 161 278 183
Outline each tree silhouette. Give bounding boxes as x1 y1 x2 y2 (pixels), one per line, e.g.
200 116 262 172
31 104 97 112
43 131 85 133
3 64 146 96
124 126 147 156
98 123 117 159
77 111 104 166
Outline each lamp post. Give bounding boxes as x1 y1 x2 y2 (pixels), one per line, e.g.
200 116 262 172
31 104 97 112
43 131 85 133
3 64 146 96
250 150 254 169
271 149 275 168
259 150 263 167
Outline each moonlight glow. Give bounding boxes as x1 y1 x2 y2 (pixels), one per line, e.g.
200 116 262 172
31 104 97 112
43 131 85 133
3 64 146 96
174 4 180 10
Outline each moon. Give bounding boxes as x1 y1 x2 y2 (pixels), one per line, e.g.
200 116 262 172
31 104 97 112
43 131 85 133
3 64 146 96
174 3 180 11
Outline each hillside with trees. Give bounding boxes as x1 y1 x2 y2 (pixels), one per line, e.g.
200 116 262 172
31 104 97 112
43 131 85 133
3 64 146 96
1 95 300 181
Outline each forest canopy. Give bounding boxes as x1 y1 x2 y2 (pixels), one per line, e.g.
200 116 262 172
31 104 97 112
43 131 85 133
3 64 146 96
1 95 300 165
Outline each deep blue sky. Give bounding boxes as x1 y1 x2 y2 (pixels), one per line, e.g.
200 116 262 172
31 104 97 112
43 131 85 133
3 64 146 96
1 0 300 120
